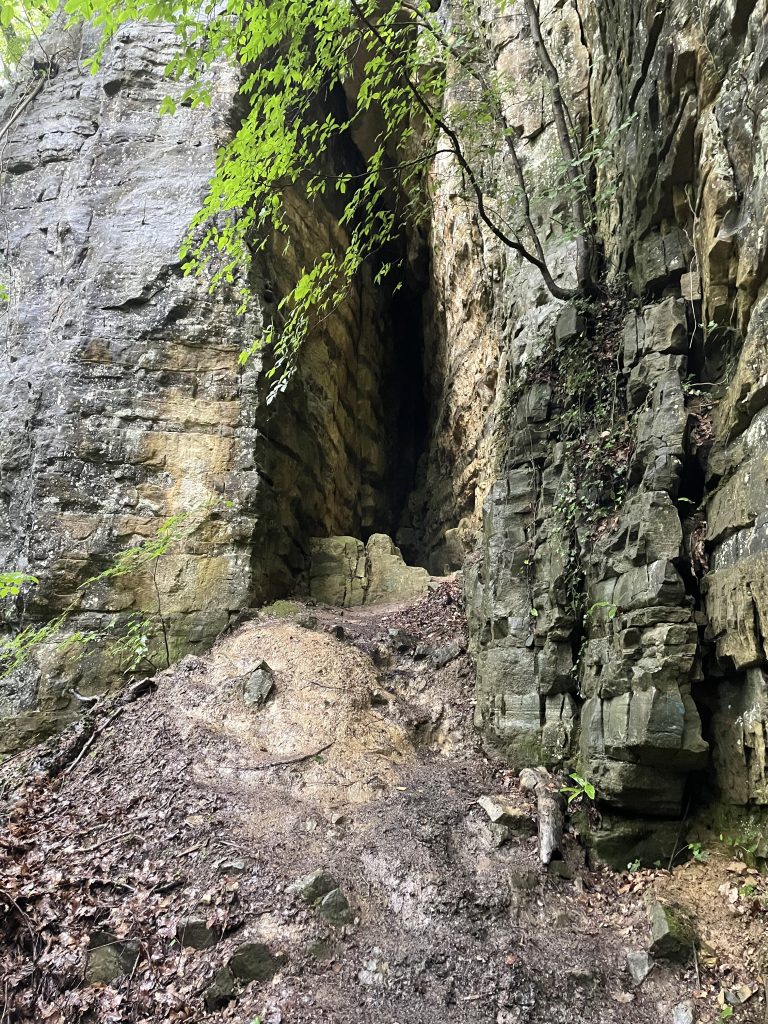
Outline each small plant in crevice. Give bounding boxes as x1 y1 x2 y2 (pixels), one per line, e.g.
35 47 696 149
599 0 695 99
0 502 224 681
561 771 595 807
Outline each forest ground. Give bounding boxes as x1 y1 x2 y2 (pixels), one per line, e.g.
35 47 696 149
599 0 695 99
1 581 766 1023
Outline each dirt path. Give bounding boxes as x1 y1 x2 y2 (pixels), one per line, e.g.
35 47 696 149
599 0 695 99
0 582 739 1022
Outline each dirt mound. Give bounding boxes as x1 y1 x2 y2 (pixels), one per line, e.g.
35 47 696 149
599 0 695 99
0 582 747 1023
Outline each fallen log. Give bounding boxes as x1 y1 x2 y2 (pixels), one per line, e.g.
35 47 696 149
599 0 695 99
520 767 565 866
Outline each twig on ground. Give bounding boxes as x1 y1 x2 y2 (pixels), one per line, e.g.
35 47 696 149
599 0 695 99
64 707 126 775
230 741 335 771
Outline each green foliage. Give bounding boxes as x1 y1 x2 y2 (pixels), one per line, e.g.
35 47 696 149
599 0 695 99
63 0 451 394
720 1007 734 1020
0 0 56 81
0 571 38 600
561 772 595 805
58 0 600 389
586 600 618 622
719 831 761 864
686 841 708 863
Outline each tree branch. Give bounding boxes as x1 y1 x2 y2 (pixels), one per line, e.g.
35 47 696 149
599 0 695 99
347 0 577 299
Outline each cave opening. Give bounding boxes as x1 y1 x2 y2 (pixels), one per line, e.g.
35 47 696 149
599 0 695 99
382 259 431 565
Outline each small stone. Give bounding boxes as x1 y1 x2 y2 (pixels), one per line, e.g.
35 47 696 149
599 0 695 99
648 901 694 962
204 967 235 1012
671 1000 694 1024
507 868 539 891
176 915 219 949
477 795 536 835
387 628 418 651
294 869 338 905
414 643 431 660
242 661 274 707
306 939 335 961
229 941 283 982
554 304 586 344
358 954 390 987
327 624 345 640
725 985 754 1006
85 932 140 985
626 950 652 985
431 642 462 668
219 858 248 876
296 613 318 630
317 887 353 925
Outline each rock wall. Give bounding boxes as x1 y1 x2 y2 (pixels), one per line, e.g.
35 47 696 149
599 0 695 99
463 0 768 840
0 19 421 751
3 0 768 846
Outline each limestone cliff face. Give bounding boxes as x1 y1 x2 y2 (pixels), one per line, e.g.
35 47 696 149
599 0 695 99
3 0 768 845
0 19 415 751
462 0 768 839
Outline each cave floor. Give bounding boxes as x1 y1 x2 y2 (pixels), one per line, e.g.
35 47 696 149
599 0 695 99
0 582 763 1023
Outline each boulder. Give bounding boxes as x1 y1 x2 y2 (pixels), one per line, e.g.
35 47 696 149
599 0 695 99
317 888 353 925
176 914 219 949
203 967 235 1012
294 869 339 905
229 941 284 982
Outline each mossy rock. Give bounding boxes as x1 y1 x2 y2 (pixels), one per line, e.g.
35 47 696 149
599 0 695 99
648 901 695 962
260 599 303 619
576 812 681 870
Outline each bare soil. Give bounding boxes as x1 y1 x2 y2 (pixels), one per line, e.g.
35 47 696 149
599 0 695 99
0 581 763 1023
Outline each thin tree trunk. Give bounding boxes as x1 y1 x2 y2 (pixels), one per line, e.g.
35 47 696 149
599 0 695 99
523 0 595 294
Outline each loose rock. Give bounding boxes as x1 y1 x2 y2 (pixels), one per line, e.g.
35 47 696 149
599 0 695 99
85 931 140 985
229 941 284 982
625 950 652 985
317 887 353 925
176 914 219 949
648 901 694 962
203 967 235 1012
242 661 275 707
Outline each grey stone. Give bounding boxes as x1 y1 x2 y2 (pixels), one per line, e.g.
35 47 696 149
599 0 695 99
242 661 275 707
671 1001 694 1024
176 915 219 949
229 941 284 982
388 628 419 651
317 887 353 925
554 304 586 344
219 858 248 875
626 950 652 985
85 932 140 985
294 869 339 905
203 967 235 1012
431 641 463 668
648 901 694 962
477 795 536 835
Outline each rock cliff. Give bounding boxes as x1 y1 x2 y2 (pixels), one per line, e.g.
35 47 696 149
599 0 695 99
2 0 768 851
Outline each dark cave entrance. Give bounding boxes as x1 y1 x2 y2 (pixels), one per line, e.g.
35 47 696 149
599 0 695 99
366 235 432 568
